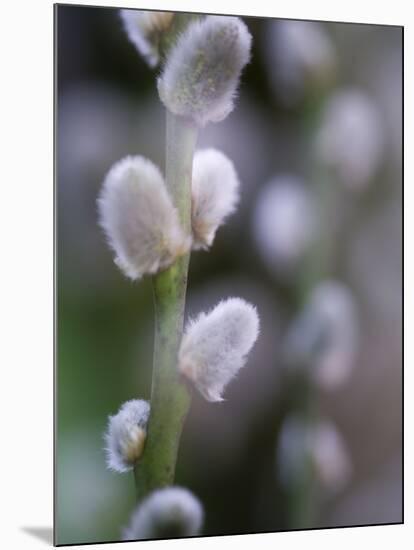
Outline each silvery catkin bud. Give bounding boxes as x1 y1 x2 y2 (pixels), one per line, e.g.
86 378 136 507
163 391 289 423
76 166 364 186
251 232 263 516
123 486 204 540
191 149 240 249
98 156 191 280
119 9 174 67
104 399 150 473
178 297 260 402
157 15 252 127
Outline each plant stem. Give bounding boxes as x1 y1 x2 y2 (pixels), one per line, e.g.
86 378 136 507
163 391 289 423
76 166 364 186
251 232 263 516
134 112 198 500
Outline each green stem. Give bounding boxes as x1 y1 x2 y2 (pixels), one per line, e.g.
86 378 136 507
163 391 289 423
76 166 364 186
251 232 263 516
134 112 198 500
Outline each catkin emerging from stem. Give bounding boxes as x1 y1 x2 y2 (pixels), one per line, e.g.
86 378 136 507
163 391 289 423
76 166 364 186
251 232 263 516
104 399 150 473
179 297 260 402
191 148 240 249
98 156 191 280
158 15 252 127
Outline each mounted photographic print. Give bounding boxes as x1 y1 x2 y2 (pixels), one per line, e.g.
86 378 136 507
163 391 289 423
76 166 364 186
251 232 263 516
54 4 403 546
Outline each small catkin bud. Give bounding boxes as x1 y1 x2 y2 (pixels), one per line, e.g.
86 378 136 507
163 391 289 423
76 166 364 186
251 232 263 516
123 486 204 540
119 9 174 67
157 15 252 127
104 399 150 473
98 156 191 280
178 297 260 402
191 149 240 250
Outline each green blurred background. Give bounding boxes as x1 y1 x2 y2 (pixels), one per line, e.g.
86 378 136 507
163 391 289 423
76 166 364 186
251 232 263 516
56 5 402 545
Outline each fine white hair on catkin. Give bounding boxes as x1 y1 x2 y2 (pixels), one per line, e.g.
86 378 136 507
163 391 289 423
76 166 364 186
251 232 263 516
98 156 191 281
123 486 204 540
157 15 252 127
119 9 174 67
178 297 260 402
191 149 240 250
104 399 150 473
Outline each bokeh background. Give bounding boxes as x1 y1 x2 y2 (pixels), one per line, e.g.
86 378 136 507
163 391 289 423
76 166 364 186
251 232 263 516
56 5 402 545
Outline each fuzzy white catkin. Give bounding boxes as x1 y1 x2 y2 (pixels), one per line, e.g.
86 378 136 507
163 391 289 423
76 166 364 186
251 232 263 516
252 175 318 273
277 416 351 493
157 16 252 127
119 9 174 67
178 297 260 402
191 149 240 249
285 280 358 390
123 486 204 540
98 156 190 280
315 89 384 190
104 399 150 473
